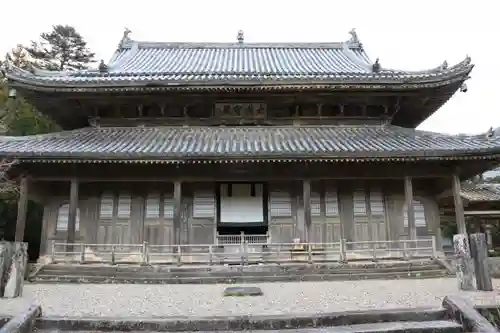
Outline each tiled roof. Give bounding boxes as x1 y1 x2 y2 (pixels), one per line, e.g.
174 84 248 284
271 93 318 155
4 31 473 90
1 125 500 163
461 184 500 202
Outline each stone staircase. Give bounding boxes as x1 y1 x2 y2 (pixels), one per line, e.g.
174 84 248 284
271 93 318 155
30 258 451 284
0 306 469 333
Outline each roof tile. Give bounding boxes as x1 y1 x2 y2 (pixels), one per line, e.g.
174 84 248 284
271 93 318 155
5 40 473 87
461 185 500 202
0 125 499 161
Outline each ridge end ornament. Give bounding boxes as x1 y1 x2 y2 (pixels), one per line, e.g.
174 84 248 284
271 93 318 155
118 28 132 49
348 28 359 43
372 58 381 73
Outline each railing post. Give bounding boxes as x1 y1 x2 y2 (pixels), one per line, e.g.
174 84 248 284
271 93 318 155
142 241 149 265
340 239 347 263
215 231 219 245
111 245 116 265
79 243 85 264
431 236 437 258
307 243 313 263
208 245 213 265
240 241 245 265
50 240 56 263
402 240 408 260
277 243 281 263
176 245 182 266
240 231 245 244
371 242 377 262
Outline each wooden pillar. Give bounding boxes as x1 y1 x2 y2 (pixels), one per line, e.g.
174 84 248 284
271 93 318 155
15 176 29 242
404 176 416 240
303 180 312 242
485 224 493 250
173 181 182 245
66 178 79 250
452 173 466 235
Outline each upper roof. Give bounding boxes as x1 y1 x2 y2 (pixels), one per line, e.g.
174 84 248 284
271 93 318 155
1 125 500 164
3 29 473 92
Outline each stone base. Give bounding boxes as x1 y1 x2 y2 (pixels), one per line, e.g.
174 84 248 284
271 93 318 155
224 286 263 296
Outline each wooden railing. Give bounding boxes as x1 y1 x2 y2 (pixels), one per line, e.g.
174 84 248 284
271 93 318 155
216 232 270 245
49 237 437 266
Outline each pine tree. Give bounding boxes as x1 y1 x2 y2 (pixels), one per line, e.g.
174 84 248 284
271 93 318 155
0 49 60 136
5 44 31 70
25 25 95 71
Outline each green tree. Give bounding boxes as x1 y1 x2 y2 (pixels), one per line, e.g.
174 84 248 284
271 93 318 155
0 46 60 254
25 25 95 71
1 46 60 136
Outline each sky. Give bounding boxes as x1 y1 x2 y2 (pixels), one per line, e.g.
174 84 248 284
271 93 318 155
0 0 496 135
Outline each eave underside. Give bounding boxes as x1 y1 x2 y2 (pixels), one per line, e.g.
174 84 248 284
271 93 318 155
11 156 500 185
15 82 465 129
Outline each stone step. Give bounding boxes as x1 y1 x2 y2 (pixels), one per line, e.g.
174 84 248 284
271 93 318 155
33 269 449 284
101 266 446 278
32 321 462 333
42 259 438 272
264 320 462 333
38 264 444 277
31 308 450 331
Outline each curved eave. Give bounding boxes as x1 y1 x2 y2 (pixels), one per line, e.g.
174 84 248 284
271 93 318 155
2 149 500 164
8 154 500 164
5 59 473 93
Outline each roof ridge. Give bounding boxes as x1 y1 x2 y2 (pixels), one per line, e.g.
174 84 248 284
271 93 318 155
121 41 363 50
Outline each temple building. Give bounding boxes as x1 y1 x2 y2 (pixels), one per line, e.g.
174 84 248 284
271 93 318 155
1 29 500 260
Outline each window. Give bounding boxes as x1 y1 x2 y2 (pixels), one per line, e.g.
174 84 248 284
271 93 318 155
353 190 367 216
117 194 132 218
269 191 292 217
325 190 339 217
145 193 175 219
164 195 174 218
99 193 132 219
193 190 216 218
56 204 80 232
311 192 321 216
145 193 161 219
99 193 114 219
369 190 385 216
404 200 427 228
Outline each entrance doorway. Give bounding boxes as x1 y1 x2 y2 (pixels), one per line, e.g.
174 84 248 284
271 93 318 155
216 182 268 239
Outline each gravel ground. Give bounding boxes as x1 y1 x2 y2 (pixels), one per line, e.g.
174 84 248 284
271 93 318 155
1 278 500 318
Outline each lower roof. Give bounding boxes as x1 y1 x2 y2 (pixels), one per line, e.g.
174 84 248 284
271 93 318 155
0 125 499 163
460 184 500 202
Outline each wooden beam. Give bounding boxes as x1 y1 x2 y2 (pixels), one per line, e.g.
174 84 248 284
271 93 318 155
15 176 29 242
303 179 312 242
465 210 500 216
404 176 416 240
452 173 467 234
66 178 79 251
173 181 182 245
30 173 454 183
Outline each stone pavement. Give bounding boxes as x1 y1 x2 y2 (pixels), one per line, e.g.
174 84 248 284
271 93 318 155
1 278 500 318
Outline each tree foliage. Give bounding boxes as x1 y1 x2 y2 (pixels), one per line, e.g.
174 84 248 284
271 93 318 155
1 47 60 136
24 25 95 71
0 26 94 243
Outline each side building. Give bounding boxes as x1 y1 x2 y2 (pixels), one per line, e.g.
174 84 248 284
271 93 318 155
1 29 499 261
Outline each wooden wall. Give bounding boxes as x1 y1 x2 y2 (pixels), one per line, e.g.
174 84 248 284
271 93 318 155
38 180 441 255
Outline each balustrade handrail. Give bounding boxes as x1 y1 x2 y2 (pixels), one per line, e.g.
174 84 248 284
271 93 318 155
216 231 270 244
49 237 437 266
